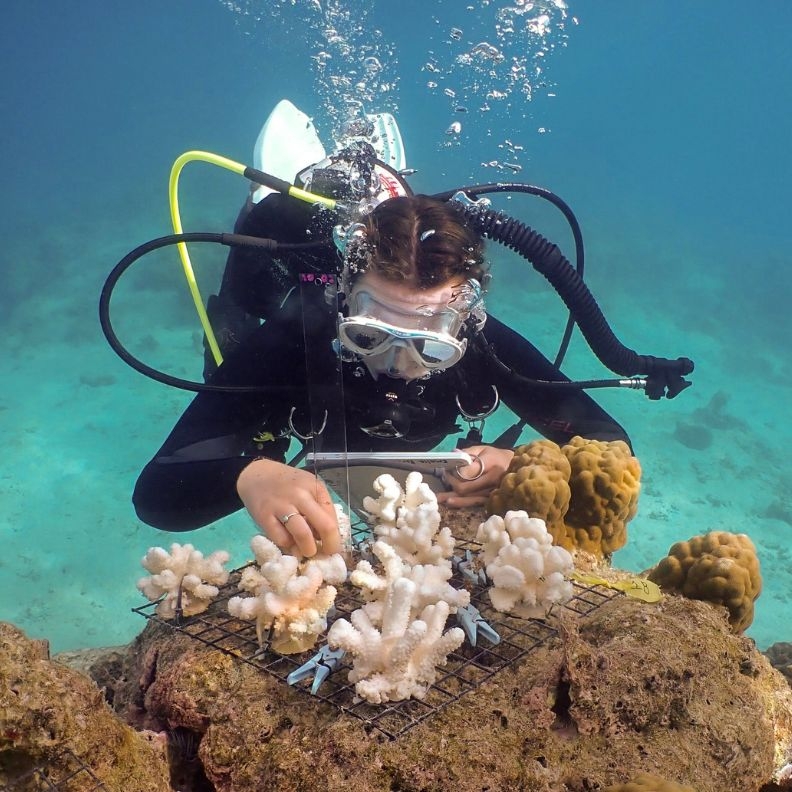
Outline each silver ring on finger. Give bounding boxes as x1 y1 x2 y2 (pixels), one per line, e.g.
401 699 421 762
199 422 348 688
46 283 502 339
278 511 302 526
454 453 485 482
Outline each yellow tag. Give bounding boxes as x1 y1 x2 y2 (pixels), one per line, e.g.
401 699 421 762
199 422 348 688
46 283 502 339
612 578 663 603
570 572 662 603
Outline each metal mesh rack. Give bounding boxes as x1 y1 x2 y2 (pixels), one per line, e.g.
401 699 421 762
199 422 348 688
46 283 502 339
6 749 108 792
134 532 619 739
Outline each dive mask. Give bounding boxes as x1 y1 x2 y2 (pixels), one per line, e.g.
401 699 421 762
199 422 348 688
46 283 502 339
338 279 485 371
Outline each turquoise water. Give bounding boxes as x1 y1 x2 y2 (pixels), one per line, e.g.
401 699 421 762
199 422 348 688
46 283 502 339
1 1 790 652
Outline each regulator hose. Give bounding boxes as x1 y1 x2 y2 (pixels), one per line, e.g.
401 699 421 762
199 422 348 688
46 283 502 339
433 181 584 369
456 204 694 399
99 231 331 392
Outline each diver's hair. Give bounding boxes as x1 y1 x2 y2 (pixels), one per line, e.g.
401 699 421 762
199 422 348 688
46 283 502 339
351 195 487 288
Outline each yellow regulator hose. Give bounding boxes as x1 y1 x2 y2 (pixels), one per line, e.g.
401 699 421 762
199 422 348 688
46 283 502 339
168 150 339 367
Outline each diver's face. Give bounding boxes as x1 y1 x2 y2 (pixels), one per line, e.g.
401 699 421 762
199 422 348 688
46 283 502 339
346 272 467 382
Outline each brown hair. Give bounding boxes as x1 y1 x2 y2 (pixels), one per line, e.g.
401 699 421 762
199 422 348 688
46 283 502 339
351 195 487 289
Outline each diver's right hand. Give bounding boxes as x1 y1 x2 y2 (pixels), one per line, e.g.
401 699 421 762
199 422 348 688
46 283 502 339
236 458 341 558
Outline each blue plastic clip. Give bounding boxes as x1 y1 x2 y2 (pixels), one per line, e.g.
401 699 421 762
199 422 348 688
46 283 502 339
452 550 488 586
286 645 346 695
456 603 501 647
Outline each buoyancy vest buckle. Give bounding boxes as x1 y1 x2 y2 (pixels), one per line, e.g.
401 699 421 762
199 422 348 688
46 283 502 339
455 385 499 446
288 406 328 440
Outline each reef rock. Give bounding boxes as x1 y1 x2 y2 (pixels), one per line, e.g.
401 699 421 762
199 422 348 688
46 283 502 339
110 584 792 792
766 642 792 687
0 622 170 791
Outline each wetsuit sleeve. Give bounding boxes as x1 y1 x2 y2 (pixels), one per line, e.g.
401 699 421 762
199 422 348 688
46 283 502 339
482 316 633 449
133 323 301 532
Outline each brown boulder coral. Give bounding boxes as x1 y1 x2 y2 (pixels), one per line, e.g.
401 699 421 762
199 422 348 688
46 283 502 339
486 439 572 545
647 530 762 633
561 436 641 557
487 436 641 558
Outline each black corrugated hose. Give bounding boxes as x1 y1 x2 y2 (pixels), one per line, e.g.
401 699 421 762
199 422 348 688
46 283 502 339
456 203 694 399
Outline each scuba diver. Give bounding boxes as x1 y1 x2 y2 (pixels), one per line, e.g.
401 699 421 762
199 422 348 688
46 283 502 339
102 101 693 558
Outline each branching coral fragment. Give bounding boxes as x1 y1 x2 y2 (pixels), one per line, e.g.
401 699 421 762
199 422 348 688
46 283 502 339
228 535 347 654
333 472 468 702
364 471 456 565
328 579 464 703
138 543 230 618
476 510 574 618
351 539 470 620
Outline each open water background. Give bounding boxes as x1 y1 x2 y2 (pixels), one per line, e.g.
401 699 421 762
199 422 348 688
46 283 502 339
1 1 790 651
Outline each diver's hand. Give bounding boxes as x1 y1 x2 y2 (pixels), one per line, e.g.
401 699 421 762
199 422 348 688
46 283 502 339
437 445 514 509
237 458 341 558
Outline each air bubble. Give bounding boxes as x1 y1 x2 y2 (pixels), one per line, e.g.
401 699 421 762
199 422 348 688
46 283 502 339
363 56 382 74
470 42 503 61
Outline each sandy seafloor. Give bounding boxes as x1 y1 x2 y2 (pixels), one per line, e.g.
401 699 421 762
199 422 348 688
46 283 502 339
1 0 790 653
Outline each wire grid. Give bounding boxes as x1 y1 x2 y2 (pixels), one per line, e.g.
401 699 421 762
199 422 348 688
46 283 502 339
134 530 619 739
7 749 108 792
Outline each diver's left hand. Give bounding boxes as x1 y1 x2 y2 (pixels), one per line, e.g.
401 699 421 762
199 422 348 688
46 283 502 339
437 445 514 509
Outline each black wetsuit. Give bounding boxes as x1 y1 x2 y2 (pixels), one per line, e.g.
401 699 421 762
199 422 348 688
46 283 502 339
133 195 631 532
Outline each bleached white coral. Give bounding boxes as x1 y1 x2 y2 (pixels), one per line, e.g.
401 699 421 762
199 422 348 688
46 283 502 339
363 471 455 566
329 471 469 703
351 539 469 619
334 503 352 552
228 535 347 655
137 543 230 618
476 510 574 618
327 577 465 703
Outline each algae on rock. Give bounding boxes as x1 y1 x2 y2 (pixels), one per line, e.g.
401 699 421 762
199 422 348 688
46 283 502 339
0 622 171 792
110 589 792 792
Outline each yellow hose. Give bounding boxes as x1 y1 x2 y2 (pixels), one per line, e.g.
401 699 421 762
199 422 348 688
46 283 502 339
168 150 339 367
169 151 247 366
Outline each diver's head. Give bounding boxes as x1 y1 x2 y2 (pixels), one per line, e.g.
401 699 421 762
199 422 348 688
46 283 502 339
338 195 488 381
344 194 487 288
